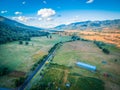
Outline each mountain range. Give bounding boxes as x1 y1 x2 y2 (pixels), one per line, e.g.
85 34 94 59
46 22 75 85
1 15 120 44
54 19 120 31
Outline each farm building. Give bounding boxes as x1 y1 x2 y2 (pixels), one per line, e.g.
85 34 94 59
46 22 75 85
76 62 96 71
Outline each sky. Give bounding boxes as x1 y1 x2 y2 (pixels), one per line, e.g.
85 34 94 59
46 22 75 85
0 0 120 28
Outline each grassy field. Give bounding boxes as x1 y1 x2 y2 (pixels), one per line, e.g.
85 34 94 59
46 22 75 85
0 34 71 88
30 40 120 90
52 40 120 90
30 63 104 90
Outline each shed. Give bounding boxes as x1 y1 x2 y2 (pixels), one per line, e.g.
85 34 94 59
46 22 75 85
76 62 96 71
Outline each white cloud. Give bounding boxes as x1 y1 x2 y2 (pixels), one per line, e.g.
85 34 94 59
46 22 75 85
22 1 26 4
12 16 30 22
86 0 94 3
37 8 56 18
43 0 47 4
15 11 22 15
1 10 8 14
38 18 42 21
47 18 53 21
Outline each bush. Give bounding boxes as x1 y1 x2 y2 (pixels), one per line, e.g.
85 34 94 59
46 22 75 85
0 67 9 76
19 40 23 45
94 41 106 49
71 35 80 41
15 77 25 87
102 48 110 54
25 41 29 45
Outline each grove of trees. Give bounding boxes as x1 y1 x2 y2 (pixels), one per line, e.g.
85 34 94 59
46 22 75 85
0 21 49 44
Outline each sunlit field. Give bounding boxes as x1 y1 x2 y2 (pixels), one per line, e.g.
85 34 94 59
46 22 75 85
0 34 71 88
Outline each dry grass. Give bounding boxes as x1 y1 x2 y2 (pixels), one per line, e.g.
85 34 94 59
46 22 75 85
9 71 26 77
64 29 120 47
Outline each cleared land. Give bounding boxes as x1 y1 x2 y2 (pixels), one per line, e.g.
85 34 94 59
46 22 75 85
0 34 71 88
64 30 120 47
53 41 120 90
30 40 120 90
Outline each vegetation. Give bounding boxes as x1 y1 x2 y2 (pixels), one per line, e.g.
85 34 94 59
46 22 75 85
0 16 48 44
94 41 110 54
30 64 104 90
50 41 120 90
102 48 110 54
71 35 80 41
19 40 23 45
0 34 71 88
15 77 26 87
0 67 9 76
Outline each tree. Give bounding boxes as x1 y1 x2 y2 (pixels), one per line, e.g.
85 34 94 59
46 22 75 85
19 40 23 45
102 48 110 54
71 35 80 41
50 35 52 39
25 41 29 45
46 35 49 38
15 77 25 87
0 67 9 76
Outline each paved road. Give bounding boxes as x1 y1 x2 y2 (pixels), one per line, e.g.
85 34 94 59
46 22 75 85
0 88 12 90
0 43 61 90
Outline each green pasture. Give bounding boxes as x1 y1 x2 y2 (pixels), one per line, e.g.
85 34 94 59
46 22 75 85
52 41 120 89
30 64 104 90
0 34 71 88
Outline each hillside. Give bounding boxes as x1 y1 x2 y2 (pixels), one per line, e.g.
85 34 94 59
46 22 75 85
54 19 120 31
0 16 48 44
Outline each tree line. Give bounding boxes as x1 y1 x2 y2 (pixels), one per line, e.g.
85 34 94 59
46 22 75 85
0 22 49 44
94 41 110 54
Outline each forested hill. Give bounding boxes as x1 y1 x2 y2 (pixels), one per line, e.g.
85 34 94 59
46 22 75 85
0 16 48 44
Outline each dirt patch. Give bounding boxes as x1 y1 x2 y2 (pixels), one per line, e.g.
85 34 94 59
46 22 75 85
63 70 68 84
9 71 26 77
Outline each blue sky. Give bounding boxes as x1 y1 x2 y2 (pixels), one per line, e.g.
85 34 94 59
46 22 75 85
0 0 120 28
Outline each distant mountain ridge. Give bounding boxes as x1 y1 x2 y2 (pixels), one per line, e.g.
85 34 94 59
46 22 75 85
0 16 43 31
54 19 120 31
0 16 48 44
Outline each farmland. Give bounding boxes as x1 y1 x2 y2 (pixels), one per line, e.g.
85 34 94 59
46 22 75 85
0 31 120 90
64 29 120 47
0 34 71 88
53 41 120 90
29 39 120 90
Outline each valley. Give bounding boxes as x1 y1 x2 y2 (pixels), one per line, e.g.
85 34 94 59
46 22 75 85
0 34 71 88
0 16 120 90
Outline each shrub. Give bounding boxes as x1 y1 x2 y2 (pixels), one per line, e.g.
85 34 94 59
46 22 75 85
102 48 110 54
25 41 29 45
15 77 25 87
0 67 9 76
19 40 23 45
